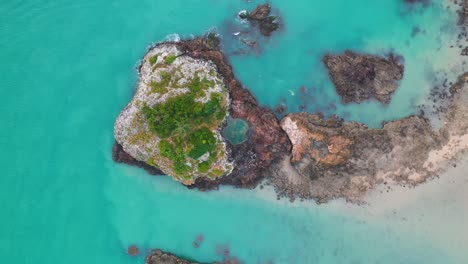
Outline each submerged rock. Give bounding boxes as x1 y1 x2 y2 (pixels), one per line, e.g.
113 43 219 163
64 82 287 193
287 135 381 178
239 3 280 37
323 51 404 104
127 245 139 256
146 249 240 264
146 250 195 264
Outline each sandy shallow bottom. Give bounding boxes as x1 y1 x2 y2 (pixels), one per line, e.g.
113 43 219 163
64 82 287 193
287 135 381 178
243 153 468 263
106 153 468 263
324 155 468 261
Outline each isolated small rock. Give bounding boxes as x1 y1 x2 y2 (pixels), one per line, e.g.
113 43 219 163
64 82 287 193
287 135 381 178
323 51 404 104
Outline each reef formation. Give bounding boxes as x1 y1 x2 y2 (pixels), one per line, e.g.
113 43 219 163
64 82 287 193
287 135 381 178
323 51 404 104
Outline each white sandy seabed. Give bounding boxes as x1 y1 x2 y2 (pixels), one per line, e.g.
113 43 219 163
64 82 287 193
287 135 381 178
243 154 467 262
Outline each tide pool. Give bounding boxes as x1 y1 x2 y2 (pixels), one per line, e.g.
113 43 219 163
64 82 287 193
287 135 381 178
0 0 467 263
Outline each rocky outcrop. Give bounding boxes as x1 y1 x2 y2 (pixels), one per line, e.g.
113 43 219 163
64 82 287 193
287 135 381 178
271 73 468 203
113 34 291 190
239 3 280 37
323 51 404 104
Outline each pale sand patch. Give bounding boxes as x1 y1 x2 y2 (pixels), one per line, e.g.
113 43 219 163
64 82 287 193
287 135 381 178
328 155 468 260
424 134 468 172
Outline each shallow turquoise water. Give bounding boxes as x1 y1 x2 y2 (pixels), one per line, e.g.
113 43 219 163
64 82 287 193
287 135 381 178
1 0 467 263
222 118 249 145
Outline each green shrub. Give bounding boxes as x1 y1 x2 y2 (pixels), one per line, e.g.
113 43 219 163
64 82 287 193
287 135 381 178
187 75 214 97
201 93 223 118
159 140 176 159
212 169 224 177
197 161 211 173
164 54 177 64
149 55 158 66
174 162 190 174
188 127 216 159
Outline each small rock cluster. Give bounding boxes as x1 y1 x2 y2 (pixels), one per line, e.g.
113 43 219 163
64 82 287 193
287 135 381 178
239 3 280 36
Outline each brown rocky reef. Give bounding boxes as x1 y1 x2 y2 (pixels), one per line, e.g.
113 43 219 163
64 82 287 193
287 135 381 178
112 34 291 190
323 51 404 104
146 249 240 264
271 73 468 203
239 3 280 37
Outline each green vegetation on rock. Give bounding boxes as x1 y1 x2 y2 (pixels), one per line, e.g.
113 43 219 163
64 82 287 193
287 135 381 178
115 45 234 184
141 66 228 180
164 54 177 64
187 127 217 159
149 55 158 66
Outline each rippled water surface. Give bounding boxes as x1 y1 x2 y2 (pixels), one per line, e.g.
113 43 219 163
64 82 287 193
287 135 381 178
1 0 467 263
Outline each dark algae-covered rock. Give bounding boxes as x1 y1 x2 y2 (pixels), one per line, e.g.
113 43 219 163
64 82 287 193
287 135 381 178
323 51 404 104
239 3 280 36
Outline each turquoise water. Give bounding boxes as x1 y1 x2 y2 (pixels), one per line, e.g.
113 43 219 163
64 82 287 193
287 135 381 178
222 118 249 145
1 0 467 263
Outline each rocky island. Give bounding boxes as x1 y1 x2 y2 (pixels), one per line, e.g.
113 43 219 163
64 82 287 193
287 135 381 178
113 34 290 188
114 41 234 184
